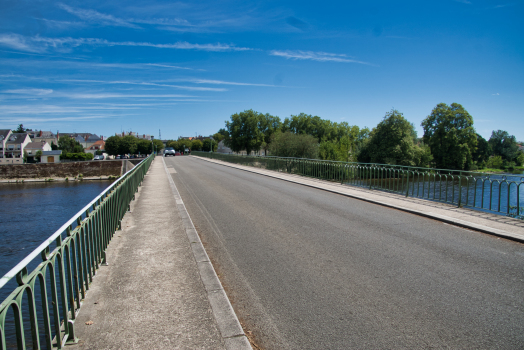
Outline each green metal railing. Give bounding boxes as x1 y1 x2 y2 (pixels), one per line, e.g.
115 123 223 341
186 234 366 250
0 154 154 350
194 152 524 219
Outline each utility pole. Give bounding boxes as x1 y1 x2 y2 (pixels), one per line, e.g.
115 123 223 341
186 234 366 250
159 129 161 140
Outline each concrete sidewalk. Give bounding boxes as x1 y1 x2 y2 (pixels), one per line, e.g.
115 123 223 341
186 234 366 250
194 156 524 243
69 157 251 350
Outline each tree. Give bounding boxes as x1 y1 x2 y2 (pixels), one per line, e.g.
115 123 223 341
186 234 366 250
191 139 203 151
15 124 28 133
283 113 335 142
105 136 121 156
58 136 84 153
202 139 217 152
212 132 225 145
258 113 282 155
472 134 491 168
421 103 477 170
269 131 319 159
137 139 153 155
152 139 164 153
359 109 431 166
488 130 519 162
225 110 265 154
119 135 137 155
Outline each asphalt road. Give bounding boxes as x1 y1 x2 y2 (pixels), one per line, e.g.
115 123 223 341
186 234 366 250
165 156 524 349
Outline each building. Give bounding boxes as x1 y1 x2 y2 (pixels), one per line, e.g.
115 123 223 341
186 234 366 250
216 140 232 154
1 133 31 164
85 140 106 155
24 141 52 162
41 150 62 163
0 129 13 160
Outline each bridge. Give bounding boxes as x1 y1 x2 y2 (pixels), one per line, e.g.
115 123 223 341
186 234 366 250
1 155 524 349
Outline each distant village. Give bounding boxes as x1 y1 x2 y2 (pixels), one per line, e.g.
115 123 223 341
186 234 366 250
0 127 226 165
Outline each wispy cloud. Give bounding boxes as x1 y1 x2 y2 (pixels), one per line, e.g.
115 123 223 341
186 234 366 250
0 34 252 53
269 50 373 65
0 115 115 123
58 3 140 28
0 34 41 53
180 79 274 87
57 3 193 29
60 79 227 92
2 88 53 95
454 0 472 4
492 93 500 96
60 93 199 99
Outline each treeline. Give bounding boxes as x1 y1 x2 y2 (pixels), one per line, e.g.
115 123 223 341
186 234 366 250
165 138 220 152
104 135 164 156
220 104 524 171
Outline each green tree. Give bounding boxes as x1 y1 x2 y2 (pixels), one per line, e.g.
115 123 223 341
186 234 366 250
225 110 265 154
15 124 28 133
472 134 491 168
152 139 164 153
488 130 519 162
58 136 84 153
269 131 318 159
137 139 153 155
258 113 282 155
421 103 477 170
119 135 137 155
178 139 191 152
191 139 203 151
202 139 217 152
359 109 431 166
212 132 225 145
283 113 335 142
105 136 121 156
50 141 58 150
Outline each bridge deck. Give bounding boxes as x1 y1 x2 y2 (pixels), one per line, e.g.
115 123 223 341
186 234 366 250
68 157 250 350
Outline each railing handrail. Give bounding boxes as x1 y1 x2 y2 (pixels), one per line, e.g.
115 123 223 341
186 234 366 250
193 152 523 219
202 152 523 179
0 155 150 290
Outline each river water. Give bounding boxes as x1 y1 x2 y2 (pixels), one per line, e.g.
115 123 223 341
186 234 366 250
0 181 112 281
0 180 113 349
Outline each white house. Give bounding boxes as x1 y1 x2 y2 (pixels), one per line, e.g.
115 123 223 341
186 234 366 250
0 129 12 160
24 141 52 162
1 133 31 164
41 150 62 163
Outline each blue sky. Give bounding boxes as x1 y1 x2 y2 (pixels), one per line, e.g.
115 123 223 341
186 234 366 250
0 0 522 141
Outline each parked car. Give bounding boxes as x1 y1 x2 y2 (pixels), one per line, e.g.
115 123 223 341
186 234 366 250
164 147 176 156
94 155 105 160
175 151 181 156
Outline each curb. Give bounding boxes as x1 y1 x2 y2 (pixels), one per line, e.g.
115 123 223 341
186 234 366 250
162 157 252 350
193 156 524 244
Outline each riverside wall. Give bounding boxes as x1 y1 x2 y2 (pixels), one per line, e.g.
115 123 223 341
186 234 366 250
0 160 125 179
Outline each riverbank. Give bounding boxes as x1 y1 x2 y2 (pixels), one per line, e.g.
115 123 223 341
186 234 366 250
0 175 119 183
0 160 136 181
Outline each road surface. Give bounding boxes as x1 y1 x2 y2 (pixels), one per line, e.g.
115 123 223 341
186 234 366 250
165 156 524 349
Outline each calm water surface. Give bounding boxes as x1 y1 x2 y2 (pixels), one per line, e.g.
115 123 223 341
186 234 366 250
0 181 112 278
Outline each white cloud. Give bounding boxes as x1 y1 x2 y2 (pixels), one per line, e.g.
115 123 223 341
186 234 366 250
0 34 42 53
60 79 227 92
454 0 472 4
184 79 274 87
492 93 500 95
0 34 252 53
2 88 53 95
57 3 140 28
269 50 373 65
